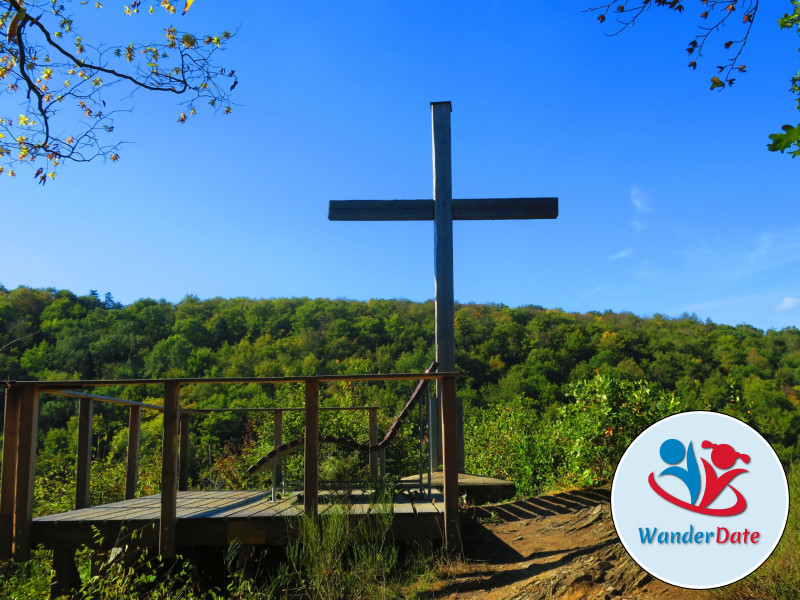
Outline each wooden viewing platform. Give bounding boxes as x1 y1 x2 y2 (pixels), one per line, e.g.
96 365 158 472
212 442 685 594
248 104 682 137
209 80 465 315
33 489 445 549
1 370 462 594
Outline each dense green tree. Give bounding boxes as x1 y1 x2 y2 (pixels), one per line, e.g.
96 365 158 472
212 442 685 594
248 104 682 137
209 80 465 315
3 285 800 477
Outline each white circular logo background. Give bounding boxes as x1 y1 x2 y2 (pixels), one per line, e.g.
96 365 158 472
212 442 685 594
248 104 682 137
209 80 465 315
611 411 789 589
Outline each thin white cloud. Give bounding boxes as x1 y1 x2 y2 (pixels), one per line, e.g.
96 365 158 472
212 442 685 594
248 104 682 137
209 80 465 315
673 227 800 283
609 249 633 261
776 297 800 312
630 187 651 213
630 186 651 231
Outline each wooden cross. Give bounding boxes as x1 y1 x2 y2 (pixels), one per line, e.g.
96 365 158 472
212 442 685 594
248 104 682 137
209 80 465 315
329 101 558 468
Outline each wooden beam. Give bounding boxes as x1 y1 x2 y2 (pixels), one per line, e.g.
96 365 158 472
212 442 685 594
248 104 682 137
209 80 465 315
75 398 94 509
329 199 432 221
160 382 180 558
273 410 283 489
0 387 21 559
179 413 190 491
433 101 454 470
14 371 452 389
13 385 39 561
440 375 462 554
125 405 141 500
452 197 558 220
328 197 558 222
304 380 319 518
368 408 378 480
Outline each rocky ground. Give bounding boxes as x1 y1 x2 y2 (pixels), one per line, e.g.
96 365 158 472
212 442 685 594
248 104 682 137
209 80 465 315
428 488 714 600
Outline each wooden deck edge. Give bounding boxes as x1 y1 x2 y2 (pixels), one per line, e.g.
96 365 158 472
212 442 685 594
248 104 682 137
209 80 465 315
32 511 446 550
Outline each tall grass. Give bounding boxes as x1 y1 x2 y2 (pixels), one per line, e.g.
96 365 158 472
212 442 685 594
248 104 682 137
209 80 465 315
0 493 434 600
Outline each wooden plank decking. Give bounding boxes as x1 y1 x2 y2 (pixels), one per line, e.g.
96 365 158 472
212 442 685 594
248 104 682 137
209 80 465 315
32 489 444 551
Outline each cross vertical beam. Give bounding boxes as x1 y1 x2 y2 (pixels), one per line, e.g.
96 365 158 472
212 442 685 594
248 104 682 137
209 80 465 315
432 101 453 469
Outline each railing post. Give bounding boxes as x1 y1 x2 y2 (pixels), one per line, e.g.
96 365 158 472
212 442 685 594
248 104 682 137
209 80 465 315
13 385 39 561
368 407 378 480
304 380 319 519
441 375 462 554
456 396 465 474
125 405 141 500
160 382 180 558
0 387 22 560
75 398 94 509
428 394 440 472
179 413 190 491
273 409 283 492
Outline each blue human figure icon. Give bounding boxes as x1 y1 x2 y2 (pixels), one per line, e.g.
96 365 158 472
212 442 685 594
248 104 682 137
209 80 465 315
658 438 701 505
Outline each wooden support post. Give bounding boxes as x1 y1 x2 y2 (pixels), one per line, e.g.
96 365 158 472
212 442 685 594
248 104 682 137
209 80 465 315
0 387 21 560
304 380 319 519
13 386 39 561
273 410 283 490
368 407 378 480
160 382 180 558
125 405 141 500
179 413 190 491
433 101 454 471
51 548 81 599
75 398 94 509
440 375 462 554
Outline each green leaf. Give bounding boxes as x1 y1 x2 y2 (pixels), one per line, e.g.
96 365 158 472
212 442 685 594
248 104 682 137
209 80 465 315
767 123 800 157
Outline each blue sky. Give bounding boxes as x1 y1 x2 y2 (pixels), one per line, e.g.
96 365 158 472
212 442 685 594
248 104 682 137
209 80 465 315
2 1 799 331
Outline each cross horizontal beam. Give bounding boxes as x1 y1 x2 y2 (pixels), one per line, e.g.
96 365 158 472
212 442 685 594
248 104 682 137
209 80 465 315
328 198 558 222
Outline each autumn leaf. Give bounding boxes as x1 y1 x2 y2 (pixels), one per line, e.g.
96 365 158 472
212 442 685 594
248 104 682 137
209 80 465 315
724 41 734 49
710 76 725 90
598 14 606 23
6 8 26 43
183 0 195 15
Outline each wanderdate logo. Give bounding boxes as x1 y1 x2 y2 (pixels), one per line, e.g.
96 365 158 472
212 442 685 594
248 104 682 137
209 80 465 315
648 438 750 516
611 412 788 589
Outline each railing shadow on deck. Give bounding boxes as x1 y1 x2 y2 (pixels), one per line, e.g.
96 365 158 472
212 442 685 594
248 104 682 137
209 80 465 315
0 370 461 563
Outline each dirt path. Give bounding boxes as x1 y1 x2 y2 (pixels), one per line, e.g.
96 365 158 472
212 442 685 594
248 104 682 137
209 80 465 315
429 489 714 600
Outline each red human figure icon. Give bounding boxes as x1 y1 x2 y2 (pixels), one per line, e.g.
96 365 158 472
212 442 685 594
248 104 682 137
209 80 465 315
698 441 750 511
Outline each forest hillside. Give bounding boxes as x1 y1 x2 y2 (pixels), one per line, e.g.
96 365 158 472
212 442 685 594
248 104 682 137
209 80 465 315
1 285 799 499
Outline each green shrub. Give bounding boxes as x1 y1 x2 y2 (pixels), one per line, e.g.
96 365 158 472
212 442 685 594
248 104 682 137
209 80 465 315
552 375 683 487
